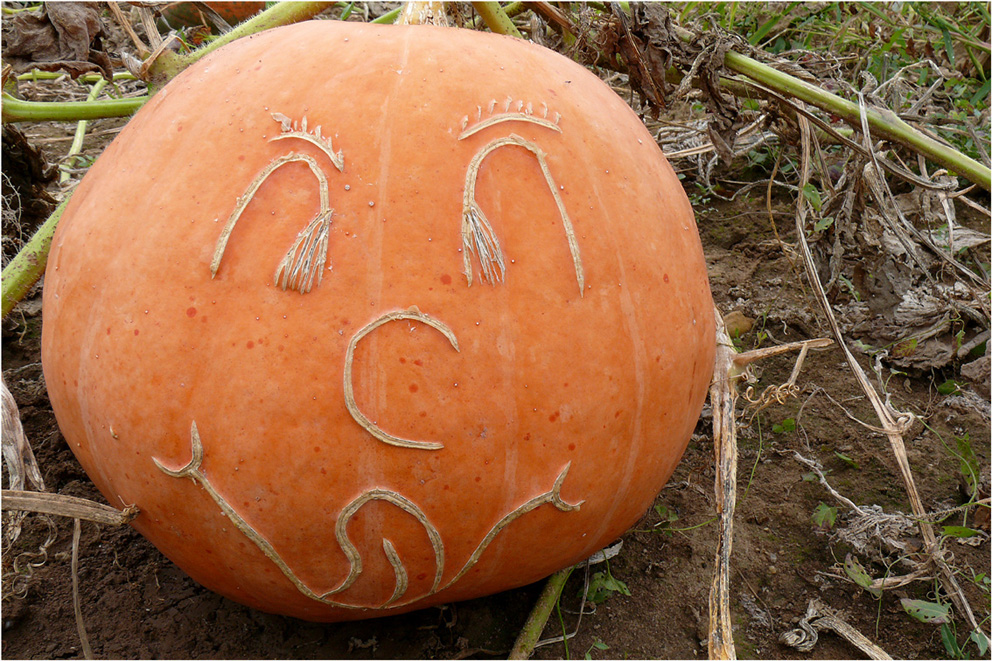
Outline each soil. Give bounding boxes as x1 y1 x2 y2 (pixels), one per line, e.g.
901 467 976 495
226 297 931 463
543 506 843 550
3 19 990 661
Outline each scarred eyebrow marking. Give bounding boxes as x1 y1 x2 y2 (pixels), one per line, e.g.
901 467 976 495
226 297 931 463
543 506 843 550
458 97 562 139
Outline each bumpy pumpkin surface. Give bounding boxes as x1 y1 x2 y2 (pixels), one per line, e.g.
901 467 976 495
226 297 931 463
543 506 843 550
42 21 715 621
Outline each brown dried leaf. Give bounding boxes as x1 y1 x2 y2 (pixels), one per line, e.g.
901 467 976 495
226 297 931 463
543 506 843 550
2 2 112 80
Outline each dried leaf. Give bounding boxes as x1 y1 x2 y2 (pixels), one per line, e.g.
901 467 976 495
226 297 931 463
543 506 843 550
2 2 112 79
2 374 46 546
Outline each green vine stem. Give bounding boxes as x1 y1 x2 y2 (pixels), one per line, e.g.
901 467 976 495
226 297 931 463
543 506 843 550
144 1 336 88
60 78 109 184
1 94 147 123
1 197 68 319
15 71 136 83
508 566 575 659
471 2 523 38
700 42 992 191
371 6 402 23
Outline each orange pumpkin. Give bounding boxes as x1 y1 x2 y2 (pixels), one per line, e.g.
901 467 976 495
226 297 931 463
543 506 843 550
41 21 714 621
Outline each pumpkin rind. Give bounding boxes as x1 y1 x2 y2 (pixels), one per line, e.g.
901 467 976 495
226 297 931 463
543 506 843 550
41 21 715 621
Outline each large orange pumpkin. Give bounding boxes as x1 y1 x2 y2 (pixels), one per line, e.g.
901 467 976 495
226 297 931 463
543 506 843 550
41 20 715 621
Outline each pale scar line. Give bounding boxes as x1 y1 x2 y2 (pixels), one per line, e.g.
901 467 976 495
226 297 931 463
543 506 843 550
152 421 582 610
210 114 342 294
343 308 459 451
460 134 584 296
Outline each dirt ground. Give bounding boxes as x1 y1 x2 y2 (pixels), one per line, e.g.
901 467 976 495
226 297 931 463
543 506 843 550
3 20 991 661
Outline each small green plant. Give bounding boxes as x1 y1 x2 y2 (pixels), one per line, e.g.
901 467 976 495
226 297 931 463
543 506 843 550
772 417 796 434
899 593 991 659
968 570 990 594
801 182 822 213
812 215 835 233
844 554 881 597
585 561 631 605
954 433 981 501
940 525 980 539
653 504 680 535
584 639 610 660
901 598 951 624
937 379 962 395
811 502 838 531
838 274 862 302
834 451 860 470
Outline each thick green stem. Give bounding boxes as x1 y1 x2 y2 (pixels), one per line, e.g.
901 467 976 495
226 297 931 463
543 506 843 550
503 2 527 18
2 94 147 123
471 2 523 38
508 566 574 660
371 7 402 23
146 2 335 88
718 48 991 192
2 197 69 319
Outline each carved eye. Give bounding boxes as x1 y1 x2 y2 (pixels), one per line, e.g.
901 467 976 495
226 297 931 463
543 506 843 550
209 115 343 294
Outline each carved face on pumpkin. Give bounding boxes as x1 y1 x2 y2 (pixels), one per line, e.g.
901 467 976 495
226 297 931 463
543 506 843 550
41 21 715 621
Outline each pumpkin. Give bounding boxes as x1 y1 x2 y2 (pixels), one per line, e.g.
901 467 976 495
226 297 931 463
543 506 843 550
41 20 715 622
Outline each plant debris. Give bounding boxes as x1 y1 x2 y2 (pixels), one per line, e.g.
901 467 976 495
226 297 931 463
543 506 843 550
2 2 113 79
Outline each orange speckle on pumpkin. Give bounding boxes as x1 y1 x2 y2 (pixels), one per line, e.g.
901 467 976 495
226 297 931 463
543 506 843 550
246 341 254 349
568 443 576 451
664 273 670 283
414 359 423 366
186 307 197 317
409 384 419 392
133 330 139 336
399 357 406 363
474 476 481 482
440 273 452 285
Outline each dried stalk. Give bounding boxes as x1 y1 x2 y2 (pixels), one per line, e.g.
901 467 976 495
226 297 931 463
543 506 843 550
793 112 983 636
71 518 93 660
1 490 138 526
2 374 45 545
708 310 833 659
780 598 892 659
707 308 740 660
398 1 449 26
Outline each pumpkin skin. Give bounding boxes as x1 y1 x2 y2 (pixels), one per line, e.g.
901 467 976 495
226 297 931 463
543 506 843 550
41 21 715 622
